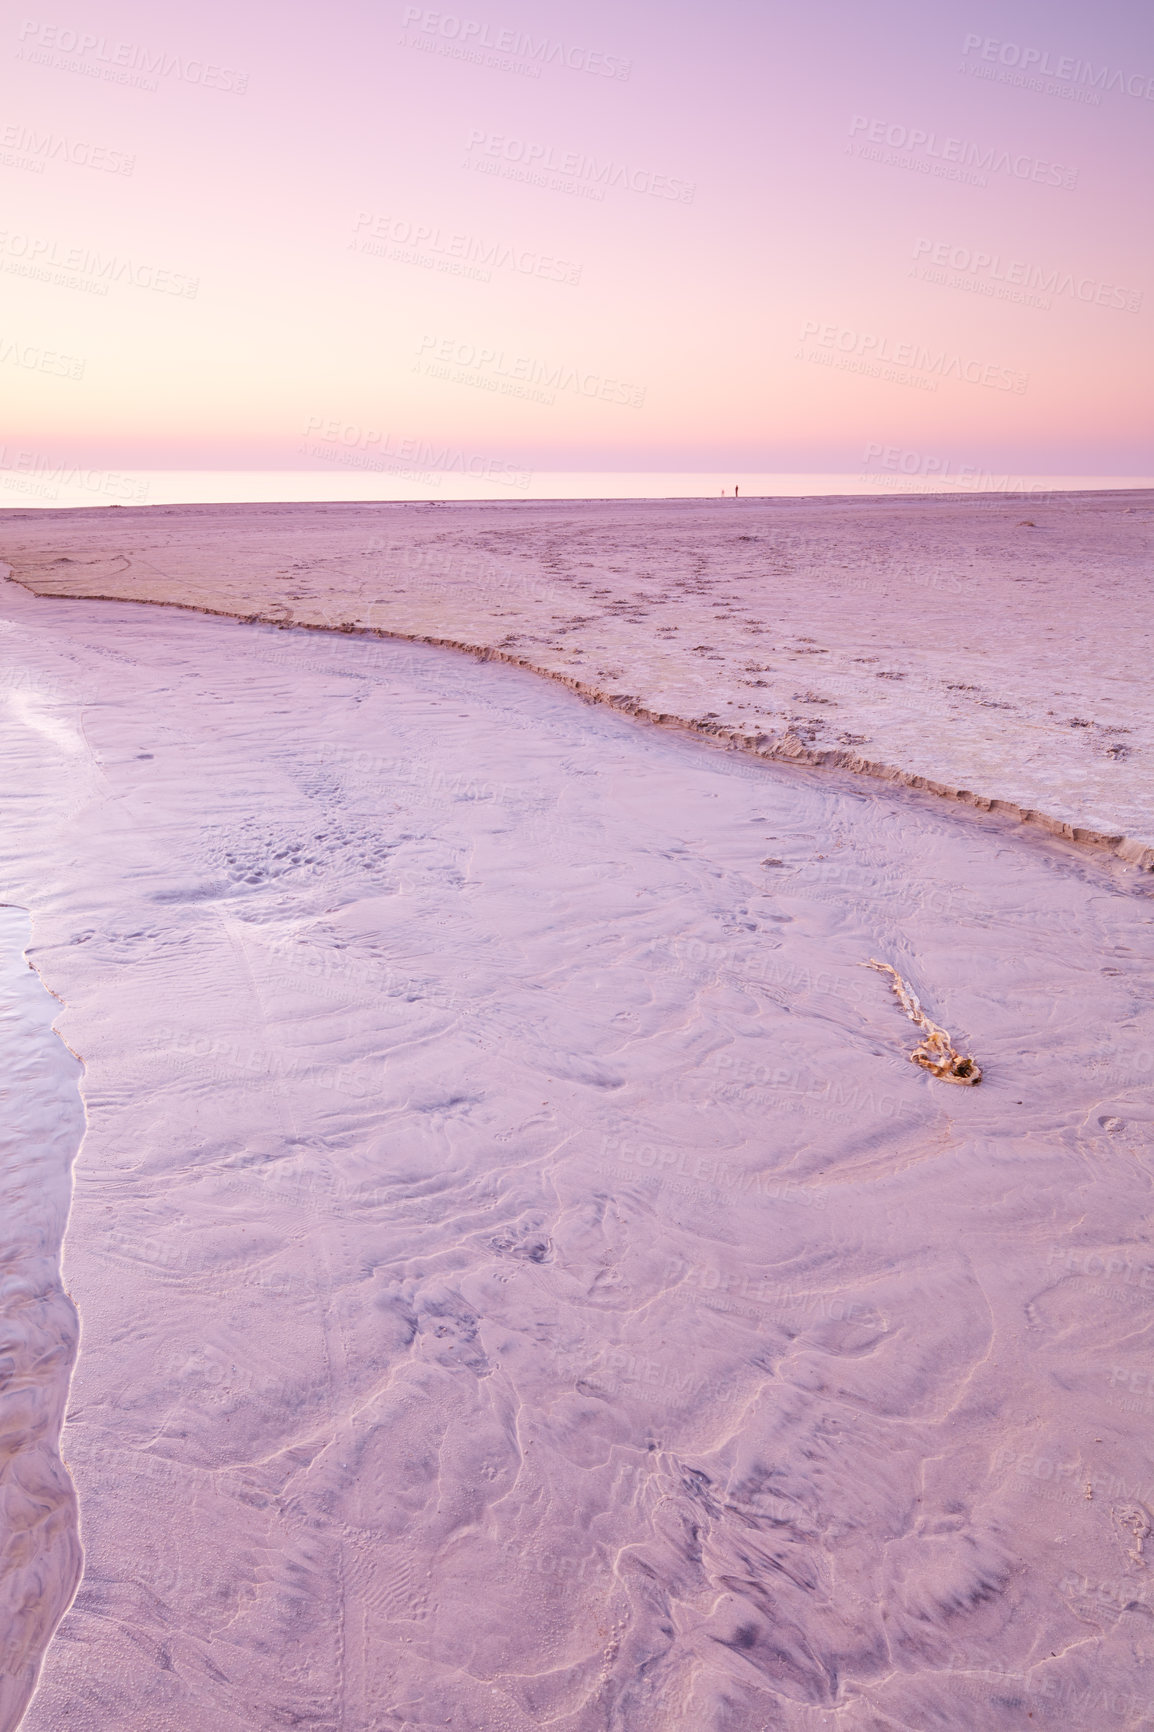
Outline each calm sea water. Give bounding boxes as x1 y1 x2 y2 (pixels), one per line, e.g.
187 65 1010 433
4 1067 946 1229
1 468 1150 510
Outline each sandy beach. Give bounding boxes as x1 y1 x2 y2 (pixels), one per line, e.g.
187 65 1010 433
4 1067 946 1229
7 0 1152 1698
2 534 1154 1728
4 492 1152 867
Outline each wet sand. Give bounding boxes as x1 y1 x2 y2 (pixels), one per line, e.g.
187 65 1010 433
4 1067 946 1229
2 570 1154 1729
0 906 83 1731
3 491 1152 868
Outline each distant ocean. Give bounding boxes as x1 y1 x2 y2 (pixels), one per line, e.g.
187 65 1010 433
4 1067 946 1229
1 469 1150 510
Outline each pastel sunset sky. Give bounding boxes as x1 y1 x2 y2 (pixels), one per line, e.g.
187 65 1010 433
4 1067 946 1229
2 0 1151 477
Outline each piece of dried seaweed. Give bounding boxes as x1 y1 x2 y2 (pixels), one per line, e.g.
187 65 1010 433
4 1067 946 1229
861 959 982 1085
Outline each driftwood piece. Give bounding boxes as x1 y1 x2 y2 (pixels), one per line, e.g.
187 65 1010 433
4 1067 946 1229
861 959 982 1085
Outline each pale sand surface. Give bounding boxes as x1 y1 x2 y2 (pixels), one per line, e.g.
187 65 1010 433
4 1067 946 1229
0 907 83 1731
2 575 1154 1728
2 491 1152 867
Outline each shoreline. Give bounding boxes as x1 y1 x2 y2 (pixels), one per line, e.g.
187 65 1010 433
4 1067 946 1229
4 489 1152 873
5 569 1153 874
0 906 84 1732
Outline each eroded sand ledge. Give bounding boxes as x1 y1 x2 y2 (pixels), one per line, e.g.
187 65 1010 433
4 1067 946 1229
3 490 1152 868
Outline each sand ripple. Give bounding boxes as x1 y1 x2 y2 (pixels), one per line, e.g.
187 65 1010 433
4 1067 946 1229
1 581 1153 1728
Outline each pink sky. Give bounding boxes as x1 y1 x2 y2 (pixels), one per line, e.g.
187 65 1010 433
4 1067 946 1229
1 0 1151 475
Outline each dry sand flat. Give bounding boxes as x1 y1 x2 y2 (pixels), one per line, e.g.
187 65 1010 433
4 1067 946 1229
2 575 1154 1728
2 490 1152 868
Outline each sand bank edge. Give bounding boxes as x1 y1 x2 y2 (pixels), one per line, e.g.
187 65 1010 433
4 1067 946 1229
7 571 1152 874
